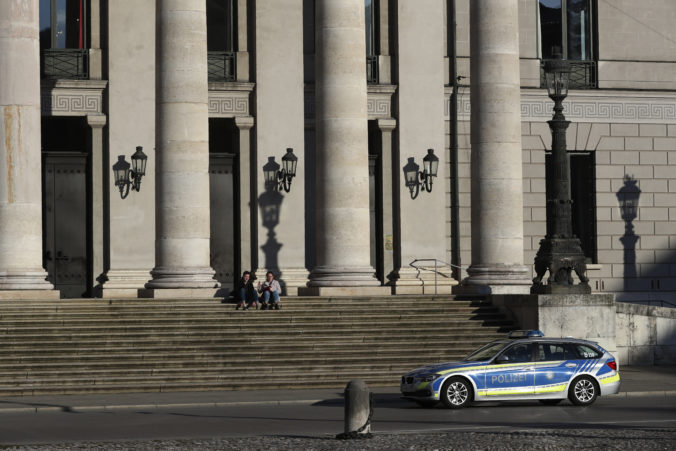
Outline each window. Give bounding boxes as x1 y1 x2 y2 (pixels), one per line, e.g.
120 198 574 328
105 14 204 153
500 344 534 363
538 343 577 361
39 0 89 79
365 0 378 84
539 0 596 88
40 0 88 50
207 0 236 81
574 344 602 359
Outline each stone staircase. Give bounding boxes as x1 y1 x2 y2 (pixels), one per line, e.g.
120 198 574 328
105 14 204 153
0 296 517 396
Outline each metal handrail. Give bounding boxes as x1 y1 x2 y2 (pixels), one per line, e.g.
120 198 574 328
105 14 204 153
208 51 237 82
41 49 89 79
409 258 462 295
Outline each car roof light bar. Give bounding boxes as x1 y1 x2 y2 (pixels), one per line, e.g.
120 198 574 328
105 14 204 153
508 330 545 339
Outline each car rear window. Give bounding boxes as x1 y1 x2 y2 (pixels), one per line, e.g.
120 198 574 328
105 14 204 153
538 343 577 361
574 344 602 359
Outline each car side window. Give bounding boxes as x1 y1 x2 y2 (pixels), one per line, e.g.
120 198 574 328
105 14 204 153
537 343 577 361
574 344 602 359
500 343 533 363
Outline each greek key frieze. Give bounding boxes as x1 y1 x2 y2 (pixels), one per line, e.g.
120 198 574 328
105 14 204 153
208 95 249 116
41 92 102 115
452 92 676 124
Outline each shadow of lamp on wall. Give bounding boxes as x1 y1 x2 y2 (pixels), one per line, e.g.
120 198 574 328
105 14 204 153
403 148 439 199
112 146 148 199
617 175 641 284
263 148 298 192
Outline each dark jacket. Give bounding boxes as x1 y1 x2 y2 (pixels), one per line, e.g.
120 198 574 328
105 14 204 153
236 277 257 301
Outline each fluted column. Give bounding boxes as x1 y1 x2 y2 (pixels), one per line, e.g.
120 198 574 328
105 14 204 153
146 0 217 292
305 0 383 294
0 0 55 295
461 0 530 293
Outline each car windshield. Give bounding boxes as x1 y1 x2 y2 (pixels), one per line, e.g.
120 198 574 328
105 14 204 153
463 341 508 362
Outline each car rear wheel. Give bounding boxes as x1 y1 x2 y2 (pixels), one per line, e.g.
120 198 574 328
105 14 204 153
441 377 473 409
568 376 598 406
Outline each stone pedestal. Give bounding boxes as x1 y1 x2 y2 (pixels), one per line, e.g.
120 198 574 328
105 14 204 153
457 0 530 294
308 0 380 290
0 0 55 294
146 0 217 292
491 294 617 355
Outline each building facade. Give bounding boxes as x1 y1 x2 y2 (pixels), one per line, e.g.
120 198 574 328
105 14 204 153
1 0 675 304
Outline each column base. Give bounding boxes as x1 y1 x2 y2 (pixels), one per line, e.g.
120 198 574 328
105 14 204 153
0 270 54 291
307 266 381 287
145 267 219 289
138 288 222 299
101 269 151 298
453 264 531 295
298 286 392 296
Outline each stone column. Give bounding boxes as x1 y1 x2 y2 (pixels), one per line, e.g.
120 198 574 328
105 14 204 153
460 0 530 293
235 116 254 276
145 0 217 295
0 0 56 297
304 0 385 295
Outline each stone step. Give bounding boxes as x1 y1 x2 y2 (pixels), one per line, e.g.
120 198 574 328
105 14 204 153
0 334 500 350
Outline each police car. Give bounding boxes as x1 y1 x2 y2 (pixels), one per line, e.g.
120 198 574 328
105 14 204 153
400 330 620 408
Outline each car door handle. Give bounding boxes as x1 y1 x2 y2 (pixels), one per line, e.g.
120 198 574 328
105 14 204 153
565 363 577 368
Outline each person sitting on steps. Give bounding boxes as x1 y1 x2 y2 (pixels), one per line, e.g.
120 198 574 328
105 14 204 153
236 271 258 310
258 271 282 310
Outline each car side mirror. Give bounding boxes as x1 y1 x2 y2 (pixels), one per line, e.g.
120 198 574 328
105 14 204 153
496 355 509 364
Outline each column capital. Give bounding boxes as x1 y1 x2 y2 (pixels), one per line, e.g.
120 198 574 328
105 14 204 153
235 116 255 130
376 118 396 131
87 114 107 128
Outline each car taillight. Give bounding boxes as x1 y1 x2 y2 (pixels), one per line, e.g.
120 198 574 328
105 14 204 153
607 360 617 371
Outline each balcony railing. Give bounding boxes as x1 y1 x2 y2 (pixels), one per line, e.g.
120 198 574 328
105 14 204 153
540 59 597 90
41 49 89 79
208 51 237 82
366 55 378 85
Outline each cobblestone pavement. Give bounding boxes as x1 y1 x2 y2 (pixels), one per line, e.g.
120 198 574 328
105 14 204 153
4 428 676 450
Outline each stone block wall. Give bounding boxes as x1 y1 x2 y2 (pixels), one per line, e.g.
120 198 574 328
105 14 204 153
615 302 676 365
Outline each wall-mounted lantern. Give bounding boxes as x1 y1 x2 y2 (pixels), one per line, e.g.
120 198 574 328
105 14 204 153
263 147 298 192
113 146 148 199
403 148 439 199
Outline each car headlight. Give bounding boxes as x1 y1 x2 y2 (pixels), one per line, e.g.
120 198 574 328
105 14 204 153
419 374 440 382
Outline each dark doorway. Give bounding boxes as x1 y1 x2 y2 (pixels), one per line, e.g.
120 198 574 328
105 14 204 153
41 117 91 298
209 118 238 293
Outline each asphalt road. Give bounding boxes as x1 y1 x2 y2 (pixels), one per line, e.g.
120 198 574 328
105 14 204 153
1 394 675 446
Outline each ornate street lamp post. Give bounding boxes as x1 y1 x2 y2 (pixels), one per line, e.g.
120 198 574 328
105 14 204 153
531 53 591 294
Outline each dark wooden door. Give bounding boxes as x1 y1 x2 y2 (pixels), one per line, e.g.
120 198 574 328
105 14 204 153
43 152 88 298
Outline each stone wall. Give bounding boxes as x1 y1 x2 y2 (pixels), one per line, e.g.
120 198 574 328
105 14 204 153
491 294 676 365
616 302 676 365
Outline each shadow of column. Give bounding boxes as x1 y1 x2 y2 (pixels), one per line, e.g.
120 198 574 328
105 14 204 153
258 157 285 293
616 175 641 293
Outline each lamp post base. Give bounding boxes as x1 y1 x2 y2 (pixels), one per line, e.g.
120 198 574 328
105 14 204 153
531 237 591 294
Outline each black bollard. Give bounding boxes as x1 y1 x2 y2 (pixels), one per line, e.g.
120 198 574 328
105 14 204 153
336 379 373 439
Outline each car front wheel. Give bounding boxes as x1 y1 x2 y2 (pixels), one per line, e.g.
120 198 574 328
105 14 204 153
441 377 473 409
568 376 598 406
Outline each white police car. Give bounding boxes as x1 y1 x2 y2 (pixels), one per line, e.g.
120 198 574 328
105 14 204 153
400 330 620 408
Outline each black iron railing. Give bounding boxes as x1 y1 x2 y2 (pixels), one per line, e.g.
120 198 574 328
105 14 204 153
540 59 597 90
366 55 378 85
41 49 89 79
208 51 237 82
